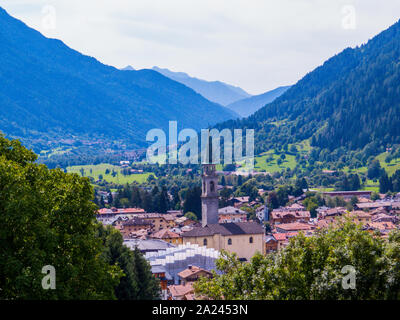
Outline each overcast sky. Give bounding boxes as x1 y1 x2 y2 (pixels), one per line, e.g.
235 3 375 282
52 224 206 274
1 0 400 94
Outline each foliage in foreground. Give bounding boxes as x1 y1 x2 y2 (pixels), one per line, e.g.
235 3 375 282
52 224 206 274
194 221 400 300
0 135 159 299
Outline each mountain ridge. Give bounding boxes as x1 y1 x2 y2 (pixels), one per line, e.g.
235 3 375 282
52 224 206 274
0 7 238 152
152 66 251 106
226 85 291 117
214 18 400 160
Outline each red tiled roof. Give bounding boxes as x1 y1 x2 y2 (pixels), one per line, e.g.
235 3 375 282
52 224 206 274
271 210 310 219
178 265 212 279
151 228 180 239
275 222 312 232
272 232 299 241
168 283 194 298
98 207 145 215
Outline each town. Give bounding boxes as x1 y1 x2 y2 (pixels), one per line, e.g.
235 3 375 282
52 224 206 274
96 159 400 300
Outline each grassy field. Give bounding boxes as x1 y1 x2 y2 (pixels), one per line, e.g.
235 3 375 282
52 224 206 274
247 140 310 173
345 152 400 177
67 163 156 184
40 147 72 158
253 150 297 173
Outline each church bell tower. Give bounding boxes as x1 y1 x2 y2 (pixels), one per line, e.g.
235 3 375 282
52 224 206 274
201 136 219 227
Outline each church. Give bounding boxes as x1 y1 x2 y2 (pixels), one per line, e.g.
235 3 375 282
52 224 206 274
182 145 265 261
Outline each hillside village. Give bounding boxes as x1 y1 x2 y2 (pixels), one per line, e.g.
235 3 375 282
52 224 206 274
96 163 400 300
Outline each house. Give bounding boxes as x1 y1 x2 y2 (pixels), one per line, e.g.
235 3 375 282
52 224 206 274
363 222 397 235
151 265 173 300
150 229 182 245
231 196 250 208
344 211 372 225
274 222 312 233
97 207 146 218
135 213 169 232
177 265 212 285
356 201 393 210
318 207 347 221
218 206 247 223
322 191 372 200
271 232 299 251
265 235 278 253
285 203 306 211
372 213 398 223
113 217 152 238
167 283 194 300
270 210 310 225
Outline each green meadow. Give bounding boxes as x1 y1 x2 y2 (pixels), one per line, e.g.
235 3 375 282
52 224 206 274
67 163 156 184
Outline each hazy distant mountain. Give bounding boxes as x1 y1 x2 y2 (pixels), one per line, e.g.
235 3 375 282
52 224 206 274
121 65 135 71
0 7 238 151
215 18 400 155
226 86 291 117
152 66 251 106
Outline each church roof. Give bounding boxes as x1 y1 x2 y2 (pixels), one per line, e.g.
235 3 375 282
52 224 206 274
181 222 264 237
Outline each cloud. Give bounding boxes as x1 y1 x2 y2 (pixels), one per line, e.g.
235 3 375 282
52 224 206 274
1 0 399 94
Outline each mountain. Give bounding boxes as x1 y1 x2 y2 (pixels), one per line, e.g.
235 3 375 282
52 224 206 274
121 65 135 71
152 66 251 106
0 7 238 152
226 86 291 117
215 19 400 158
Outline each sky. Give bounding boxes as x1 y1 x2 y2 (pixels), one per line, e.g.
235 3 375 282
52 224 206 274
1 0 400 95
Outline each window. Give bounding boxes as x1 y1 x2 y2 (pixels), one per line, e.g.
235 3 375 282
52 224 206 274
249 237 253 244
203 238 207 246
228 238 232 245
210 181 215 192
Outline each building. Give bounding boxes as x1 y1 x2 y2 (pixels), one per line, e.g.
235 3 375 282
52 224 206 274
145 243 220 285
182 141 265 262
218 206 247 223
150 229 183 245
151 265 173 299
113 217 152 238
321 191 372 200
232 196 250 208
177 265 213 285
270 210 311 225
274 222 313 233
124 239 176 254
167 283 194 300
344 211 372 225
182 222 264 261
356 201 397 211
97 207 145 218
133 213 169 232
317 207 347 221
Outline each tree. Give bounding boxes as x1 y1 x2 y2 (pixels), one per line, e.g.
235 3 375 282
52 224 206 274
97 225 160 300
183 187 202 220
132 247 161 299
267 192 279 209
367 160 383 180
184 212 198 222
380 172 393 193
194 220 400 300
303 198 318 217
0 135 120 299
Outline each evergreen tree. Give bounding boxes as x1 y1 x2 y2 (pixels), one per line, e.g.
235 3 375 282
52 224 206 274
379 172 393 193
132 247 161 300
